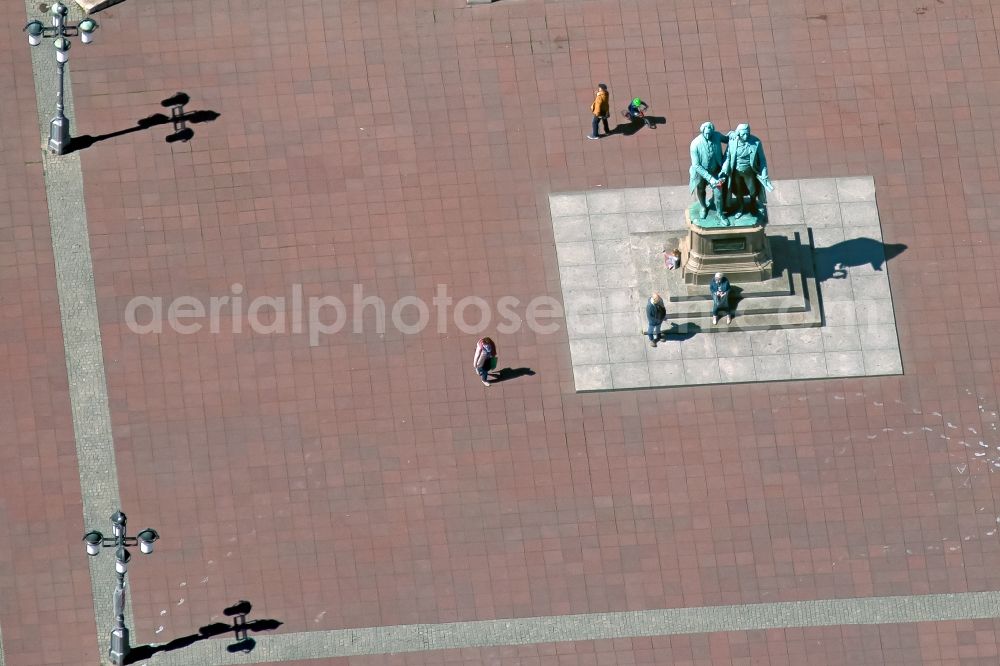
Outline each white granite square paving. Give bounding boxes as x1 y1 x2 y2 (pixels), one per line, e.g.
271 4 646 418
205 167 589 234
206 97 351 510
551 177 903 391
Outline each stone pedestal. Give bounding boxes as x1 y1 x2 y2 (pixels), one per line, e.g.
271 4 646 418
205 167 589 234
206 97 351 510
75 0 127 13
679 204 773 285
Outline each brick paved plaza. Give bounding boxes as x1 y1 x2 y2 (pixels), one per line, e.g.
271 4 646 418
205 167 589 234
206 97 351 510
3 0 1000 664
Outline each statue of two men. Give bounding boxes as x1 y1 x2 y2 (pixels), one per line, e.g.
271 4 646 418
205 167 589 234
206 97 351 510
690 122 774 223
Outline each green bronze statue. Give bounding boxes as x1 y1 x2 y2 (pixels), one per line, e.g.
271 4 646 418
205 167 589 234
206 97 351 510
718 123 774 220
689 121 728 220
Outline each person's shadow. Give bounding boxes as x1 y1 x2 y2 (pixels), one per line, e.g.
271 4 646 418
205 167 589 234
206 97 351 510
661 322 701 340
611 115 667 136
489 367 535 383
813 238 907 281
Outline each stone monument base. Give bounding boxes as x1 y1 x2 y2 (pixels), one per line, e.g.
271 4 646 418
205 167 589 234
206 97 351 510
679 204 773 285
74 0 127 13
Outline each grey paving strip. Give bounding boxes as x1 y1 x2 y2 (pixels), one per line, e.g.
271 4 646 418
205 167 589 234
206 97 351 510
23 2 129 663
137 591 1000 664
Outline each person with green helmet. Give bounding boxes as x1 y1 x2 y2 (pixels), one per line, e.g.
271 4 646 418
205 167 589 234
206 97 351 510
626 97 649 125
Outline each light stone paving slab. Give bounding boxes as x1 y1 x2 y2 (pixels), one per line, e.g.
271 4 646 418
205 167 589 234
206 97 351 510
684 358 722 384
597 264 634 290
837 176 877 202
851 275 892 300
859 324 900 350
562 291 603 316
800 178 839 203
133 591 1000 663
602 289 632 313
607 336 647 363
570 339 610 365
556 241 596 266
551 178 902 391
549 193 589 217
565 313 606 338
821 326 862 352
768 205 805 226
820 277 855 302
552 215 591 243
803 203 842 227
627 211 666 233
661 210 689 230
841 201 880 226
611 362 651 389
573 365 613 391
713 332 753 357
680 334 718 360
826 351 866 377
624 187 662 212
719 356 757 382
790 353 828 378
589 213 628 239
645 339 682 361
646 359 686 384
755 355 793 381
658 186 692 210
823 301 858 326
593 239 629 265
606 311 637 337
749 330 789 356
586 190 625 214
786 328 824 353
768 179 802 205
559 265 599 290
842 225 884 245
855 300 897 325
811 226 845 248
865 349 904 375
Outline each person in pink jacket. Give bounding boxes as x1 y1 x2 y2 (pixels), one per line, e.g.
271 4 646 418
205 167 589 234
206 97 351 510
473 337 497 386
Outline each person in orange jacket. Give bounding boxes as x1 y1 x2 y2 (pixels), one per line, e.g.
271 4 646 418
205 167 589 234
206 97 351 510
588 83 610 139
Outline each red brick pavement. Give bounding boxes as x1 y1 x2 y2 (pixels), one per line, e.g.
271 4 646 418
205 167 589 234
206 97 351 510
0 20 98 666
4 0 1000 664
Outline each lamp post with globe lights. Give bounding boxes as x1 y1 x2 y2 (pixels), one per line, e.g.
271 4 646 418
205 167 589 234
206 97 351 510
83 510 160 665
23 2 98 154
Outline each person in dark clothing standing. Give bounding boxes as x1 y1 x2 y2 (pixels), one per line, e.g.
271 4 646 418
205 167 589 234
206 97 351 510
646 293 667 347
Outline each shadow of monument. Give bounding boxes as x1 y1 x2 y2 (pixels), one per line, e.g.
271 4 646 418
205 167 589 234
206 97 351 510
766 235 798 276
812 238 907 281
124 600 281 663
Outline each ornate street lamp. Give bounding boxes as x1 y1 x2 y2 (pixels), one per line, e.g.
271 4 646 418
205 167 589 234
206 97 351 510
84 510 160 665
23 3 100 154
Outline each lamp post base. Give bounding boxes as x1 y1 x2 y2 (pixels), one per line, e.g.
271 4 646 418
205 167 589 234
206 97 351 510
48 115 70 155
109 626 130 665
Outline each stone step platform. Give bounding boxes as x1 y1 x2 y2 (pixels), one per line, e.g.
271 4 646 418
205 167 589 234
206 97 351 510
667 263 795 301
662 228 823 333
668 231 811 316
